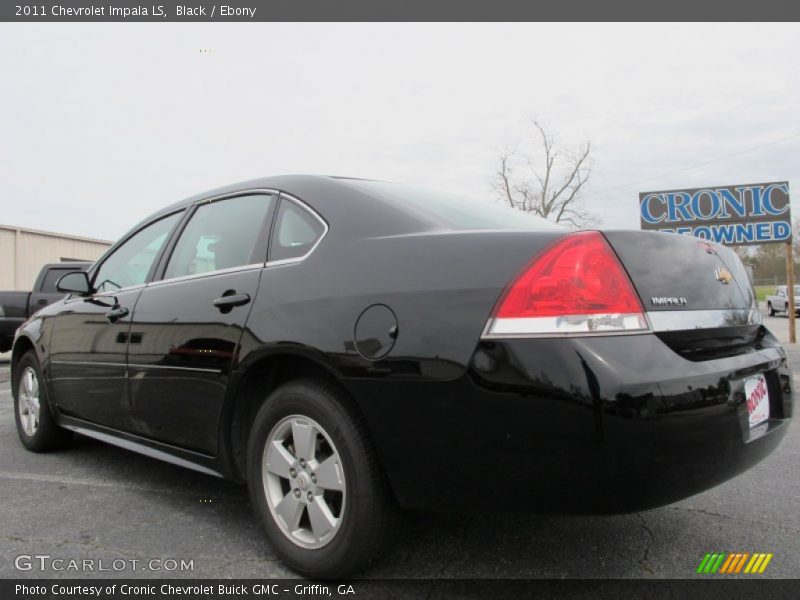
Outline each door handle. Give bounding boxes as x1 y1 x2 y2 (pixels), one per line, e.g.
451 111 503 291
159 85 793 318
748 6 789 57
213 293 251 312
106 306 129 322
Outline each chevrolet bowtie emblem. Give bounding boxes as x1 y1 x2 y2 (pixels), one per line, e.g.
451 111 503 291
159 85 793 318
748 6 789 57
715 267 733 285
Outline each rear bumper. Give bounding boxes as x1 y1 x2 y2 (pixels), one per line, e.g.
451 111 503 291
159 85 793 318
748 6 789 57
348 329 793 514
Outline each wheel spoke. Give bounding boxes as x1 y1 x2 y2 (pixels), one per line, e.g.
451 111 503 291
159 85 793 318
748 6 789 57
307 497 337 540
30 374 39 397
265 441 295 479
275 492 304 531
314 456 344 491
291 420 317 461
23 370 33 395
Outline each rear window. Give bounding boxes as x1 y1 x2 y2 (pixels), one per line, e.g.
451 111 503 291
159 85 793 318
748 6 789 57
269 199 327 262
344 180 561 231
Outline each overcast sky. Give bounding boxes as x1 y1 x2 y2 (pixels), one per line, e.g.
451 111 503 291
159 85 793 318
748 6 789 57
1 23 798 241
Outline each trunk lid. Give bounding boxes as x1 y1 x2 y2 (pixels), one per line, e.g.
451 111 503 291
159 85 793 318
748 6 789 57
603 230 756 313
603 230 761 361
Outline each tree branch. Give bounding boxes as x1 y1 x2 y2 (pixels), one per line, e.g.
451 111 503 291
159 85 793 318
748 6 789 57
494 119 595 228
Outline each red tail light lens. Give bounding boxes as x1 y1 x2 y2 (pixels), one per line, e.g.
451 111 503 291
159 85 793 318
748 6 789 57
487 232 648 336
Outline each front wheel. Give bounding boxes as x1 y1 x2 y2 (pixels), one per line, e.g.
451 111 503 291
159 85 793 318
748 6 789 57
14 351 73 452
247 379 398 578
768 302 775 317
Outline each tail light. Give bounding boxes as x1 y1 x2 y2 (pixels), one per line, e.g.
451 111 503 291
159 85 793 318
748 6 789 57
484 231 649 336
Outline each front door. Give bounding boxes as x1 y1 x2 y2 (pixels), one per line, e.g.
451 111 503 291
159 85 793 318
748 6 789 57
48 211 184 430
126 193 276 454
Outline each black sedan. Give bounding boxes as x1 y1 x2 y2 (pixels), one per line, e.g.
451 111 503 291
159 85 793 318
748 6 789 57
10 175 793 577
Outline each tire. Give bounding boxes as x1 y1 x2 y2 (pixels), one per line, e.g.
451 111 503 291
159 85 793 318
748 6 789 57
14 351 73 452
768 302 775 317
247 379 398 578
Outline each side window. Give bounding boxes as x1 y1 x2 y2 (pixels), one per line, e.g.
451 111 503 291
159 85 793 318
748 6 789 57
164 194 274 280
93 212 182 293
269 199 326 262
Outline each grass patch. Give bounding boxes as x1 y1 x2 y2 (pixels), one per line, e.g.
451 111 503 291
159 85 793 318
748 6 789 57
755 285 775 302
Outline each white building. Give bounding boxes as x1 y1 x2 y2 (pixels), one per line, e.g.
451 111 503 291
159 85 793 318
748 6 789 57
0 224 112 291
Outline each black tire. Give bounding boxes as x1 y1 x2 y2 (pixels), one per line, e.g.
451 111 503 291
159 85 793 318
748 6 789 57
768 302 775 317
247 379 398 578
13 351 73 452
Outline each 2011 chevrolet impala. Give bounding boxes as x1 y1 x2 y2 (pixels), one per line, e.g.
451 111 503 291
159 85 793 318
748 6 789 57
11 175 793 577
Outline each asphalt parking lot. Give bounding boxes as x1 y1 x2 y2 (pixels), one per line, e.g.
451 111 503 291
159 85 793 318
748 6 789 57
0 309 798 579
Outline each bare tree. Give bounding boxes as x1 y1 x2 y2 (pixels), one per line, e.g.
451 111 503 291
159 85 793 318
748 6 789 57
494 118 596 228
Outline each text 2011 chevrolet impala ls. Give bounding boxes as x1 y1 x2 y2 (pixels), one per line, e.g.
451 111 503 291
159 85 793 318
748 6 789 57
11 175 793 576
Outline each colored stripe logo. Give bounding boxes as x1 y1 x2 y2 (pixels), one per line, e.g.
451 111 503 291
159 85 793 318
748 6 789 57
696 552 773 574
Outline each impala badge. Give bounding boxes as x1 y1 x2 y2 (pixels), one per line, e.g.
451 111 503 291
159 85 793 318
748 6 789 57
715 267 733 285
651 297 688 307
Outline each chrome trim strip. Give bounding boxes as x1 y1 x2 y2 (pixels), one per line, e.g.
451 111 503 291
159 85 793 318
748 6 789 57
50 360 222 374
50 360 126 368
483 313 649 339
193 187 279 206
481 308 762 339
92 284 146 294
129 363 222 374
147 263 262 287
58 421 222 477
265 193 329 267
647 308 761 332
63 285 146 303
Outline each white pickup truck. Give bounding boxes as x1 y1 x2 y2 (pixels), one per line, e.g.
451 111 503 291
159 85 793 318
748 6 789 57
766 285 800 316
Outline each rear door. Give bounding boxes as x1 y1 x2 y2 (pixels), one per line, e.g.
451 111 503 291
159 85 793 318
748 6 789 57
49 212 184 429
126 192 276 454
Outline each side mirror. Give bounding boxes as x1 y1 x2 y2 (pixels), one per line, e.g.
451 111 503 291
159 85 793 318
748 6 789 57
56 271 92 295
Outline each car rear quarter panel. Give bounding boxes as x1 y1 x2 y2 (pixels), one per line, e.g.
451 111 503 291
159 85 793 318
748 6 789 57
242 229 565 380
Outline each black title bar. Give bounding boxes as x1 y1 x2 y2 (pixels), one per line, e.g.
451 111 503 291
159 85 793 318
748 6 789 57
4 579 800 600
2 0 800 22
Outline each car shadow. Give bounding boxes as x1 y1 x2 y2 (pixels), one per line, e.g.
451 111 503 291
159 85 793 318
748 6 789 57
61 434 658 579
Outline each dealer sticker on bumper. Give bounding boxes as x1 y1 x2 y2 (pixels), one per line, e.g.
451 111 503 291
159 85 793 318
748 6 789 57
745 374 770 429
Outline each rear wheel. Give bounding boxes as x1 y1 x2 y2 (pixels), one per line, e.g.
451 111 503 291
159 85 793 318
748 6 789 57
247 379 398 577
768 302 775 316
14 351 73 452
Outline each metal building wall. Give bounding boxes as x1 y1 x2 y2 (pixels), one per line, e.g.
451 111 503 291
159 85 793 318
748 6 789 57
0 225 112 291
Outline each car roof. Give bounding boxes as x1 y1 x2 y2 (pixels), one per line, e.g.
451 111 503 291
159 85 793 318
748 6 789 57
120 174 558 249
153 175 369 216
129 175 430 243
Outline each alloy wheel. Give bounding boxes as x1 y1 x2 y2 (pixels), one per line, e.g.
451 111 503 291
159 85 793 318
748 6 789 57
262 414 346 549
18 367 40 436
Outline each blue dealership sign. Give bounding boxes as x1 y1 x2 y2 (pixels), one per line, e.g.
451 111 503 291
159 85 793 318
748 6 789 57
639 181 791 246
